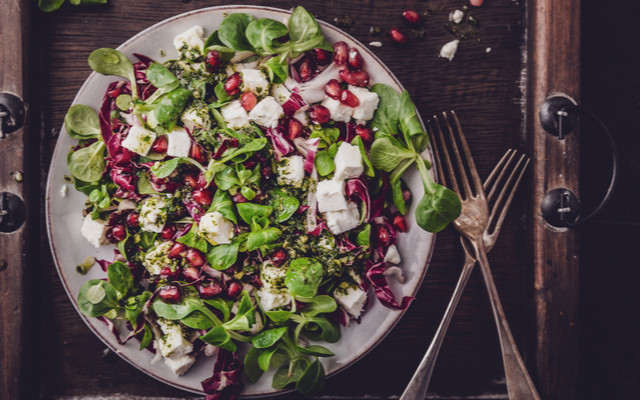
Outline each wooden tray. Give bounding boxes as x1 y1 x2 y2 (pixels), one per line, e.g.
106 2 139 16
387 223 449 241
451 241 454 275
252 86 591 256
0 0 579 399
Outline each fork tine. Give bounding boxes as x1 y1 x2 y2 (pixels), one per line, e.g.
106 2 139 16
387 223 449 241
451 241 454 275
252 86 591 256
446 111 484 198
486 153 530 235
431 114 460 194
484 149 516 202
428 119 449 188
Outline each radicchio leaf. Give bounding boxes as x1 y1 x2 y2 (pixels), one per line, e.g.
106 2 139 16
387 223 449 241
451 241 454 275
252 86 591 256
365 260 413 310
265 127 294 159
201 349 243 400
345 178 371 222
282 90 307 117
293 137 320 174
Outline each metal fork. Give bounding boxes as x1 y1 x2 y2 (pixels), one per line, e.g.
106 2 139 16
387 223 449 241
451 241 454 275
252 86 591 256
400 148 529 400
418 111 539 400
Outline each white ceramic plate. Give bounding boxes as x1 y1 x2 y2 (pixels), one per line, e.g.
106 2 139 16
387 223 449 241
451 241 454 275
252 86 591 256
46 5 435 397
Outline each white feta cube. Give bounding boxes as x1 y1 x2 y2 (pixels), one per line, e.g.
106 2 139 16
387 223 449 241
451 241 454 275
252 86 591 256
277 156 305 187
173 25 205 53
220 100 250 129
140 196 168 233
271 83 291 105
257 263 291 311
241 68 270 96
163 353 196 376
324 201 361 234
143 241 175 275
121 125 156 157
249 96 284 128
181 106 211 132
334 141 364 180
334 283 367 318
80 215 107 248
316 179 348 213
156 318 193 358
349 85 380 123
166 128 192 158
440 39 460 61
384 244 402 264
257 288 291 311
321 97 353 123
199 211 234 245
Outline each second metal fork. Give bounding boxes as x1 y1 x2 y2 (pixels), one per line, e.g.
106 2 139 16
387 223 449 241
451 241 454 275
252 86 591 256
426 111 539 400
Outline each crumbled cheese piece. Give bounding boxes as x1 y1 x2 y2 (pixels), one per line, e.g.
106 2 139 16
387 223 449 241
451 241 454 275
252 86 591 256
143 241 175 275
440 39 460 61
321 97 353 123
139 196 168 233
271 83 291 105
349 85 380 123
369 41 383 48
166 128 191 158
173 25 205 54
277 156 305 187
80 215 108 248
384 244 402 264
163 353 196 376
486 47 492 53
121 125 156 156
324 201 360 234
334 283 367 318
155 318 195 376
257 263 291 311
334 142 364 180
181 106 211 132
316 179 348 213
220 100 250 129
450 9 464 24
242 68 270 96
199 211 234 245
248 96 283 128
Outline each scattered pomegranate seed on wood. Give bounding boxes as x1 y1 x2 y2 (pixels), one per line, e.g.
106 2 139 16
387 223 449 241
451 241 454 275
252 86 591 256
402 10 421 25
389 27 409 44
470 0 484 6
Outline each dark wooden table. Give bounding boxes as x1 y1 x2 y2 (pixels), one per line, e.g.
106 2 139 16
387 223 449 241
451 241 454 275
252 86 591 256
0 0 582 399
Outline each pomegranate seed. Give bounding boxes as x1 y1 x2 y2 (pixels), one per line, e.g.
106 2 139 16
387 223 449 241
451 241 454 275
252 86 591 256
313 48 332 66
287 119 303 140
324 79 342 100
355 125 373 144
199 280 224 298
351 70 370 87
224 73 242 95
111 224 126 242
297 57 315 82
339 69 355 85
205 50 222 71
402 10 421 24
402 189 412 202
161 225 177 241
333 41 349 65
186 248 206 267
168 242 187 259
271 248 288 266
184 174 199 189
389 27 408 44
126 212 139 227
151 135 168 154
182 266 200 282
375 225 391 247
226 280 243 299
240 92 257 111
340 89 360 107
232 193 247 203
261 165 273 180
347 48 364 70
190 143 206 164
308 105 331 124
393 214 408 232
159 285 181 303
160 266 179 281
196 172 208 189
470 0 484 6
193 189 213 207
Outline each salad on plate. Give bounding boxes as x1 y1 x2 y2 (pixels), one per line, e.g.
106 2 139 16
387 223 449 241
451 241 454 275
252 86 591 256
62 6 460 398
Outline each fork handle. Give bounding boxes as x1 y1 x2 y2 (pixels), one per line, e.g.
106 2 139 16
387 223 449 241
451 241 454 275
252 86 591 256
472 240 542 400
399 256 476 400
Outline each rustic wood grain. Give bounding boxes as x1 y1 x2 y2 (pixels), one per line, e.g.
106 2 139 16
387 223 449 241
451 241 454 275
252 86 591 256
31 0 534 399
527 0 581 399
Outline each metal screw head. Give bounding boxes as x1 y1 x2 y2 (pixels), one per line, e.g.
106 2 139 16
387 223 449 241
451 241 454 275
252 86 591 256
0 93 26 138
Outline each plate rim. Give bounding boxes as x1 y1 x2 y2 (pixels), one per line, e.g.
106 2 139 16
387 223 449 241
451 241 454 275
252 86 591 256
45 4 437 396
